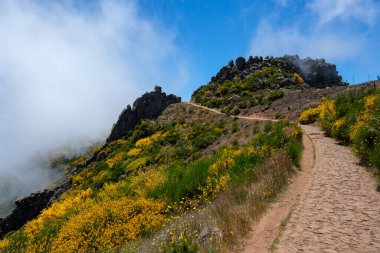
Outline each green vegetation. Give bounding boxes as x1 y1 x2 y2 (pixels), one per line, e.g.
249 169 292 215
0 101 303 252
192 65 298 114
298 87 380 186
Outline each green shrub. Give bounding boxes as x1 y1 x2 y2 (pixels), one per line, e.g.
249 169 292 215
264 121 273 133
149 158 213 203
207 98 223 108
168 239 199 253
232 122 239 133
286 141 303 167
268 90 284 101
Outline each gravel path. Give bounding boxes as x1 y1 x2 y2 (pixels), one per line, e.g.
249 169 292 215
276 125 380 253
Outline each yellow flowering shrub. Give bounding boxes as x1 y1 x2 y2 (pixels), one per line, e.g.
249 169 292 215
50 197 165 253
109 139 128 147
23 188 93 241
129 168 165 196
127 148 141 157
294 73 304 84
127 157 148 172
319 97 337 135
298 106 320 124
106 152 126 168
209 157 235 175
135 137 153 148
150 132 162 141
332 118 346 137
98 181 129 200
0 238 9 250
200 149 238 198
71 169 94 187
365 94 377 110
350 95 378 141
92 170 109 183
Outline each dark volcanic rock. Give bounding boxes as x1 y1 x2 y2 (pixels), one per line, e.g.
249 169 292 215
107 86 181 142
0 190 54 239
235 56 246 71
283 55 343 87
210 55 345 88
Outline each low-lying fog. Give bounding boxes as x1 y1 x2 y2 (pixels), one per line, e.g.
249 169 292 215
0 0 188 217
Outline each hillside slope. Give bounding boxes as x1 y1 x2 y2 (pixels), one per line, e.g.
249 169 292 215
0 86 303 252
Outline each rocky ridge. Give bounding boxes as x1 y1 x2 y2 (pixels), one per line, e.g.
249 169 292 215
107 86 181 142
211 55 345 88
0 86 181 239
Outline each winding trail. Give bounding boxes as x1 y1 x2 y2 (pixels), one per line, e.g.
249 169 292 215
186 102 274 122
275 125 380 253
186 103 380 252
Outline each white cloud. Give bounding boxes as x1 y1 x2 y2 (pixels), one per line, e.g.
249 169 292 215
0 0 188 213
307 0 380 26
248 0 379 62
249 21 364 60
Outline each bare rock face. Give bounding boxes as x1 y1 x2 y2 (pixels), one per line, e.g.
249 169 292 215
283 55 343 87
0 190 54 239
106 86 181 142
235 56 247 71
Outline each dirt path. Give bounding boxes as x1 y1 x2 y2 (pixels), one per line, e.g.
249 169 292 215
186 102 275 122
242 125 315 253
275 125 380 253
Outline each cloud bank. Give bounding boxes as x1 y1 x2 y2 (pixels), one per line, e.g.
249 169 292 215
250 0 380 62
0 0 188 215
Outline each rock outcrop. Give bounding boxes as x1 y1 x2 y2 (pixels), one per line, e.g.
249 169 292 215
0 86 181 239
211 55 345 88
0 190 54 238
284 55 342 87
107 86 181 142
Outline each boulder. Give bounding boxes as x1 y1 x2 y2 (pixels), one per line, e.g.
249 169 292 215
0 190 54 239
235 56 246 71
284 55 344 87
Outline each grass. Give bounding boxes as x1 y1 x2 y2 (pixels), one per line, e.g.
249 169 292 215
269 210 293 252
149 158 214 203
211 153 294 250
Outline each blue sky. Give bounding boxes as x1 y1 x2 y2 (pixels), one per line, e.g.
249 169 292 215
135 0 380 97
0 0 379 194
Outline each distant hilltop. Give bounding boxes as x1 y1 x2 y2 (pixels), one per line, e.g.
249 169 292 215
211 55 345 88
